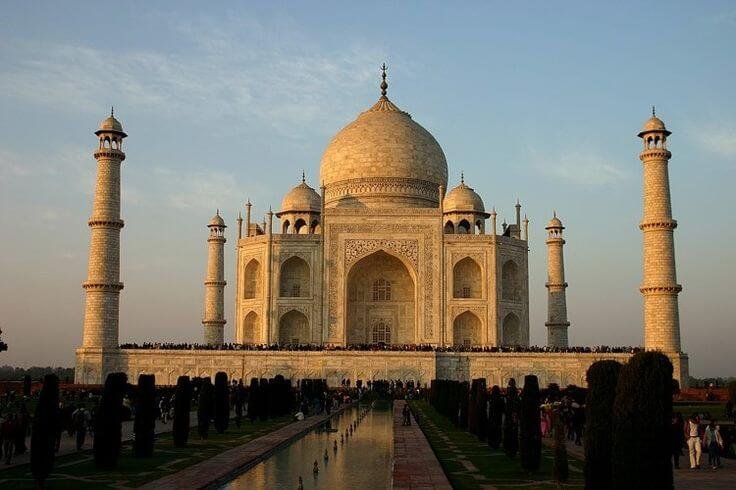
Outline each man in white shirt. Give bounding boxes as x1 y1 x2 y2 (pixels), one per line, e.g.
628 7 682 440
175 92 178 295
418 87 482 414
684 414 702 469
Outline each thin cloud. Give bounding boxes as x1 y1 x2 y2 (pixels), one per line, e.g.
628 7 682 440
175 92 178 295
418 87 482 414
690 125 736 159
0 13 386 135
535 151 630 187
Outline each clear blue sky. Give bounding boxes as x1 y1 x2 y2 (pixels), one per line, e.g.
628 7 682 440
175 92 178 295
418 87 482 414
0 1 734 376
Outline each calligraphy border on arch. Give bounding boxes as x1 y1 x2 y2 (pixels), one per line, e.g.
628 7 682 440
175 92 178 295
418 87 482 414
327 223 436 338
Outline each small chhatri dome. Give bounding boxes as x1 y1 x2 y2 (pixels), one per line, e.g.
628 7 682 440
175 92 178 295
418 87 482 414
95 107 127 136
319 64 448 208
280 176 321 214
208 210 226 227
638 107 670 137
546 212 564 229
443 175 486 214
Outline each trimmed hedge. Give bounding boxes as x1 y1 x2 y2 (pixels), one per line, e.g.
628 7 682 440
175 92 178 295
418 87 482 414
133 374 156 457
30 374 59 485
519 375 541 471
173 376 193 446
611 351 673 489
94 372 128 469
584 360 622 490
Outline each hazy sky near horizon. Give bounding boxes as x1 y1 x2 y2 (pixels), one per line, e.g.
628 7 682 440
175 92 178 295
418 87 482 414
0 1 734 377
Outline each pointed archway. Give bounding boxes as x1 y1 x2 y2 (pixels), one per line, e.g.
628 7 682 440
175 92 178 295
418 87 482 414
346 250 416 344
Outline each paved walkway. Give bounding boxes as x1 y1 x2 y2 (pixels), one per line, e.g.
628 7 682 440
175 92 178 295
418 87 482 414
0 411 197 470
543 437 736 489
393 401 452 489
142 404 353 489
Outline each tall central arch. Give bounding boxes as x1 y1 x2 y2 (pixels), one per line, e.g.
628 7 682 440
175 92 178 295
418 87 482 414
346 250 416 344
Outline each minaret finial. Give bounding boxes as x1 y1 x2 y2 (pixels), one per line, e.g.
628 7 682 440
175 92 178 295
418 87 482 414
301 169 305 183
553 210 557 218
652 105 656 117
111 106 114 117
380 63 388 97
460 171 464 184
216 208 220 216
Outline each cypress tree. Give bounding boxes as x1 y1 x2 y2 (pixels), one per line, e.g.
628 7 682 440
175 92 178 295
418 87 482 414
503 379 520 458
459 381 470 428
611 351 673 489
552 409 569 484
173 376 193 447
133 374 156 457
468 379 480 436
584 360 622 490
487 385 503 450
214 372 229 433
23 374 32 397
259 378 269 420
94 372 128 469
248 378 259 422
30 374 59 486
197 378 213 439
520 375 542 471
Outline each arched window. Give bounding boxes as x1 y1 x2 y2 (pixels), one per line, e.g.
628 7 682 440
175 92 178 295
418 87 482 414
453 257 482 299
282 220 291 234
372 320 391 344
501 260 521 301
279 310 309 344
453 311 481 346
444 220 455 234
502 312 520 345
279 256 310 298
294 218 307 234
475 220 483 234
372 278 391 301
242 311 259 344
310 220 320 234
243 259 261 299
458 219 471 234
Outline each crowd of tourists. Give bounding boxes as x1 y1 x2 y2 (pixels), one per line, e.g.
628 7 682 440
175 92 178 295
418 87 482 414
0 395 96 464
119 342 640 354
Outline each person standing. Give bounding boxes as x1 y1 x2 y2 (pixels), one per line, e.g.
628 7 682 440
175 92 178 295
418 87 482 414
685 414 702 469
671 413 685 469
1 415 15 464
72 407 88 451
703 420 723 470
234 380 245 428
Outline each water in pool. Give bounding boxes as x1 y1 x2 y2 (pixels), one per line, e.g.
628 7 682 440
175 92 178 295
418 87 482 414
222 405 394 489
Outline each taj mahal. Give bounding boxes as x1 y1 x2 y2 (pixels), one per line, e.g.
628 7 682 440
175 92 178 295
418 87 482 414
75 67 689 387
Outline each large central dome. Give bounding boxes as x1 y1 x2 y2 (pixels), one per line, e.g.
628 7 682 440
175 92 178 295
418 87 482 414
319 87 448 208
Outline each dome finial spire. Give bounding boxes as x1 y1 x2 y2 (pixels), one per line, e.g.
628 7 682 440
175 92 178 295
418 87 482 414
652 105 656 117
301 169 305 183
460 171 464 185
380 63 388 97
111 106 114 117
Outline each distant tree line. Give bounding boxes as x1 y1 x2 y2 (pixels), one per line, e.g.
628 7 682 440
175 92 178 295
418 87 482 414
0 365 74 382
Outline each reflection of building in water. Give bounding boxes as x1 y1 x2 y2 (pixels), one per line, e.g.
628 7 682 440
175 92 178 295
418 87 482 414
75 70 688 387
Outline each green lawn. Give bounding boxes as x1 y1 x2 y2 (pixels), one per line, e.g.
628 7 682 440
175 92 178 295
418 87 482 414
0 416 292 489
410 401 584 489
673 402 727 421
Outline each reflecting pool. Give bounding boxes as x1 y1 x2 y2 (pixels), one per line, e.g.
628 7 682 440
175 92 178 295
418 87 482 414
222 405 394 489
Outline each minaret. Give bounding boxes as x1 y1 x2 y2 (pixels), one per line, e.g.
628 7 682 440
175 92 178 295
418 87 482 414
638 109 681 353
81 110 126 351
545 213 569 347
203 211 227 345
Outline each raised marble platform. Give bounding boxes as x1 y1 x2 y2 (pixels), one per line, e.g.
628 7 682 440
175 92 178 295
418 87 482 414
77 348 688 387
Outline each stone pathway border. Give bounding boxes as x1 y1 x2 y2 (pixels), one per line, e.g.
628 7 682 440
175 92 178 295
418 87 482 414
142 403 354 489
393 401 452 489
